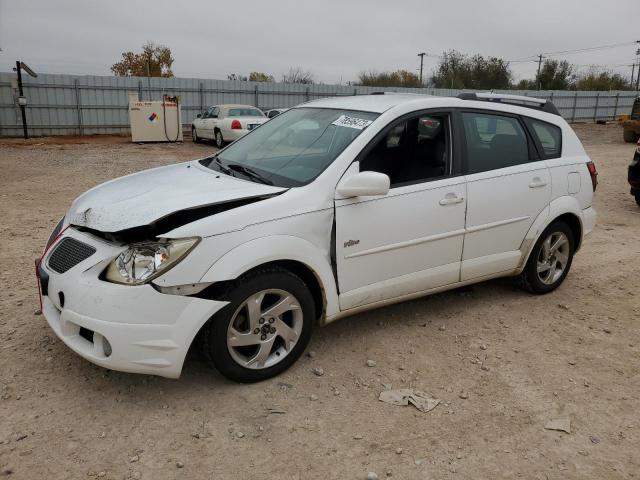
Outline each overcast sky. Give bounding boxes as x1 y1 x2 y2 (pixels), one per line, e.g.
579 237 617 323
0 0 638 84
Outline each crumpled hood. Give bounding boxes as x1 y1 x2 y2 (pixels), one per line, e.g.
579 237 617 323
67 161 285 233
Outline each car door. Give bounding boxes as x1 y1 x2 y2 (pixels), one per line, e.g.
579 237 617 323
193 108 208 137
203 106 219 139
334 111 466 311
460 110 551 281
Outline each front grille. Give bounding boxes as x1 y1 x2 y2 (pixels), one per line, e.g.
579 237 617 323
48 238 96 274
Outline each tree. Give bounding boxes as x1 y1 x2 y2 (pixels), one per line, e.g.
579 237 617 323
227 73 248 81
430 50 512 89
111 42 174 77
535 59 574 90
513 78 537 90
282 67 314 84
249 71 274 82
574 69 629 91
357 70 422 88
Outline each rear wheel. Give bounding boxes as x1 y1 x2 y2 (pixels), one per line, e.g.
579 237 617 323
215 130 225 149
516 221 575 294
623 129 639 143
202 267 315 383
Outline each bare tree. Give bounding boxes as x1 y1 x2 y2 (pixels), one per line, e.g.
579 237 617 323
282 67 314 84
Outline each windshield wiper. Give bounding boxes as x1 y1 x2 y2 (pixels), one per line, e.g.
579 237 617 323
212 157 232 176
226 163 273 185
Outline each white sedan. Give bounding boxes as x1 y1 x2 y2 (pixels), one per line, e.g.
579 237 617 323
38 93 597 383
192 104 268 148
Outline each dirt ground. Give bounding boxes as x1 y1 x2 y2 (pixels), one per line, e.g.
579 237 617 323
1 124 638 480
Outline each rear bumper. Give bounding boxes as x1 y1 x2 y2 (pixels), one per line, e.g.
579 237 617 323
224 129 249 142
39 228 227 378
582 206 597 237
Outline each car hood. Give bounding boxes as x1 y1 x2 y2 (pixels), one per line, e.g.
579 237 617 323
66 161 286 233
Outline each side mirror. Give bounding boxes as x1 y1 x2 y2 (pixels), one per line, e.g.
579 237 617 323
337 171 390 198
196 114 202 118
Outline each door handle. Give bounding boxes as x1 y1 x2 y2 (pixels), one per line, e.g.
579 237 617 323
529 178 547 188
439 193 464 206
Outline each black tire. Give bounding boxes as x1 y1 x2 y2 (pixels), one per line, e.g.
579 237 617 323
202 267 315 383
516 221 575 295
623 129 639 143
635 192 640 207
215 129 225 149
192 127 200 143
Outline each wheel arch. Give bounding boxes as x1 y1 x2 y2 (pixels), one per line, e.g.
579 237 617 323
518 196 585 273
199 235 339 322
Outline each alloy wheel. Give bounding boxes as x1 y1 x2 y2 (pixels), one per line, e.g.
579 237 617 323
226 289 303 370
536 231 570 285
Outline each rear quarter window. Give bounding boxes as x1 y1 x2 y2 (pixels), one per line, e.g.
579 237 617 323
525 118 562 159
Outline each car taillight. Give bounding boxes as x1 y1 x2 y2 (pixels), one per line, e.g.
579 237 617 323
586 161 598 192
231 119 242 130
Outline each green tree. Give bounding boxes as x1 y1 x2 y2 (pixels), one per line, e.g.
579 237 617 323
513 78 537 90
357 70 422 88
227 73 248 81
574 69 629 90
249 72 275 82
430 50 512 89
535 59 574 90
111 42 174 77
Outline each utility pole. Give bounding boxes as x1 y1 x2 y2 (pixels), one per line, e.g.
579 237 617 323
417 52 426 86
632 63 637 89
13 61 38 139
15 61 27 139
636 47 640 91
146 53 152 101
536 54 545 90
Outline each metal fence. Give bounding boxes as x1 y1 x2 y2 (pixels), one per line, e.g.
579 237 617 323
0 72 637 137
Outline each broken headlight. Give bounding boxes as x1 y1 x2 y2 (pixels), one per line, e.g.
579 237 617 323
104 237 200 285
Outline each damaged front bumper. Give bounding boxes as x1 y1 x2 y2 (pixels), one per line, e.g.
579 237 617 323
37 228 227 378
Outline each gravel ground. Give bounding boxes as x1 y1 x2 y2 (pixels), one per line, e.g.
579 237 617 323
0 124 639 479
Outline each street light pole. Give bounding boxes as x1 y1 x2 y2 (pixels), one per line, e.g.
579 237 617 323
15 61 28 139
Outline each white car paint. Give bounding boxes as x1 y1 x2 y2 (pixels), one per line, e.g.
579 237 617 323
39 93 597 378
191 104 268 145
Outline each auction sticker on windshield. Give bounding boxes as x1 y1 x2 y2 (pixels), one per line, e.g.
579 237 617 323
331 115 373 130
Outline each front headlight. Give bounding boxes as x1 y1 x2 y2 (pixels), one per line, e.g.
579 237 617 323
104 237 200 285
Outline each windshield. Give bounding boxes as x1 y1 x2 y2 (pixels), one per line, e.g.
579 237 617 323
201 108 379 187
228 108 265 117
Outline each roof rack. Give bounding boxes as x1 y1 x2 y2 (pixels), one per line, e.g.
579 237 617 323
457 92 560 116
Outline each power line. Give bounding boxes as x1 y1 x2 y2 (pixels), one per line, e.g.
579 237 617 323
542 40 638 56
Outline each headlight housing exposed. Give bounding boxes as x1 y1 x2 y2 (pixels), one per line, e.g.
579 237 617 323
104 237 199 285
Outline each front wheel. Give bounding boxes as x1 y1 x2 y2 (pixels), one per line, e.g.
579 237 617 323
202 267 315 383
192 127 200 143
516 222 575 294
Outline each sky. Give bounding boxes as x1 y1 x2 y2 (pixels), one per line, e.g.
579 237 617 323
0 0 638 85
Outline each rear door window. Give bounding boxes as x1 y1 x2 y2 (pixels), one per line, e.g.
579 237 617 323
525 118 562 159
461 112 531 174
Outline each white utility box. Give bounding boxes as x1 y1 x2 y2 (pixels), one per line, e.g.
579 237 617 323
128 97 183 142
